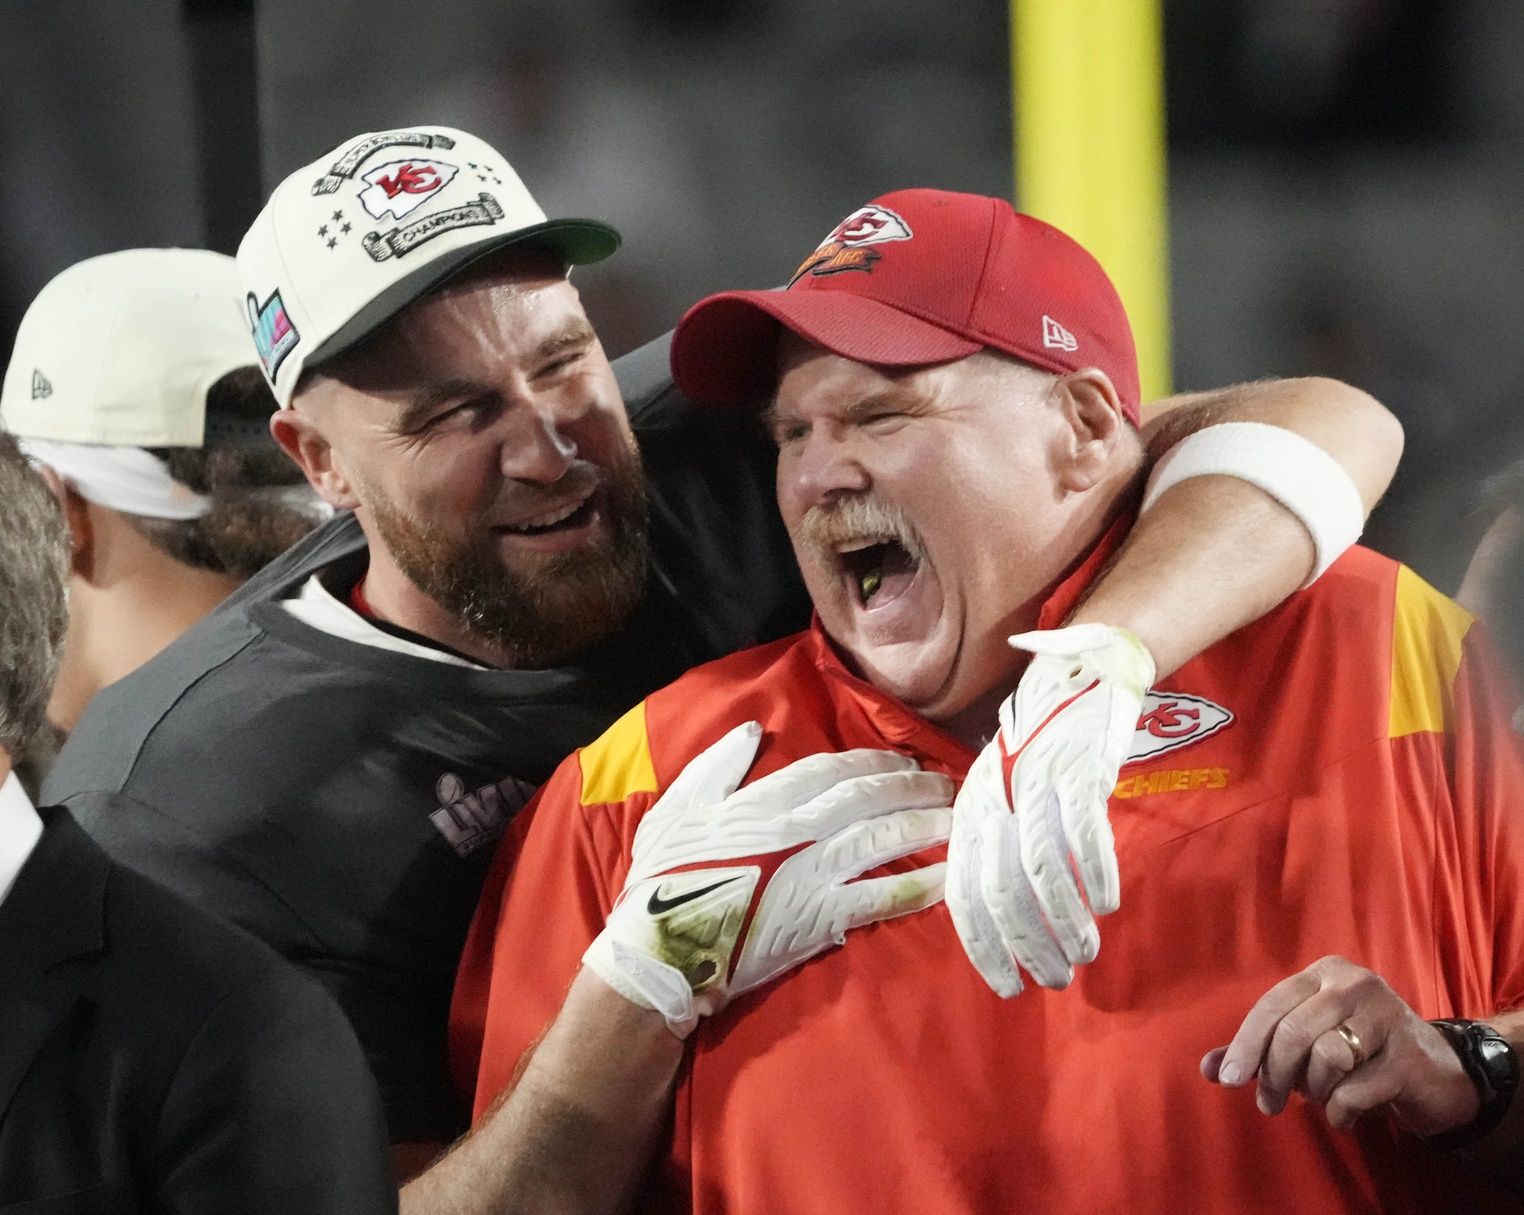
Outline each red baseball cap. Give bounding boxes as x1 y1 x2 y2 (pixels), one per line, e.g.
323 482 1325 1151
669 188 1140 425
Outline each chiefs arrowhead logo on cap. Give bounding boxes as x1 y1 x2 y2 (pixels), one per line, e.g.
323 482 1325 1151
789 204 913 286
357 158 460 221
1126 691 1235 763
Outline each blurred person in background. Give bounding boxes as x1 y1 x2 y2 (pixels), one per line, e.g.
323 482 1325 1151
0 430 394 1214
1459 459 1524 718
49 127 1401 1180
0 249 323 793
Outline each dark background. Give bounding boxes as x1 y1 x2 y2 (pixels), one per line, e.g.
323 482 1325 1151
4 0 1522 590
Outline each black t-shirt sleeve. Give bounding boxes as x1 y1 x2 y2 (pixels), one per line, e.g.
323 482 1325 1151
152 965 396 1215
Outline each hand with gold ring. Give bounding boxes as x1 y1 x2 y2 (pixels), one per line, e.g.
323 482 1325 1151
1333 1022 1365 1068
1200 955 1480 1135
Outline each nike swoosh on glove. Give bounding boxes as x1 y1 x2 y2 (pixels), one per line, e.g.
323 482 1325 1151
945 623 1154 997
583 721 953 1037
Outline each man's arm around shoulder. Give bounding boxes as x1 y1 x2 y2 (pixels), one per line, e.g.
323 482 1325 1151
1079 376 1403 676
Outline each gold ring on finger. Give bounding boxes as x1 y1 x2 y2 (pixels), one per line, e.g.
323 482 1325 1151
1334 1022 1366 1069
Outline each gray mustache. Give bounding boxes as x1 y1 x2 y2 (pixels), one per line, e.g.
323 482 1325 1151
797 495 924 560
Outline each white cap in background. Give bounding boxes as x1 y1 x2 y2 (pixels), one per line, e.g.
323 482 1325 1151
1 248 252 447
238 125 621 407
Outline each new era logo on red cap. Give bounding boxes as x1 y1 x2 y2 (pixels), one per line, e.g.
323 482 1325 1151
1042 315 1078 353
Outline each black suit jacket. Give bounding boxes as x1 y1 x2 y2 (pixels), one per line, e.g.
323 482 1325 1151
0 809 396 1214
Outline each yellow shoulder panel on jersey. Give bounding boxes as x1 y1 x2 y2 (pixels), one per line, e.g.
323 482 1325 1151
1389 565 1476 739
579 701 659 806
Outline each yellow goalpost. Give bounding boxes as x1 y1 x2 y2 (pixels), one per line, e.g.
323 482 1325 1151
1012 0 1172 402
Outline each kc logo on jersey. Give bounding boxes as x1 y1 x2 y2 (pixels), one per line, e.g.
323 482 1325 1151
1125 690 1234 763
357 158 459 221
789 204 913 286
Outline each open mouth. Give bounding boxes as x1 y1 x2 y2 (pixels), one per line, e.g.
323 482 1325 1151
839 538 921 610
500 494 597 537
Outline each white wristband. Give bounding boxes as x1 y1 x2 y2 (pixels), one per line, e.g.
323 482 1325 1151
1141 421 1364 587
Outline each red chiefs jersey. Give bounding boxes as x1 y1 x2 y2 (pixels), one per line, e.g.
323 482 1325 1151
452 540 1524 1214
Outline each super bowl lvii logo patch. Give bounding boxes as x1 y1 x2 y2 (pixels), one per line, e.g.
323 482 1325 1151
430 771 537 857
245 289 299 378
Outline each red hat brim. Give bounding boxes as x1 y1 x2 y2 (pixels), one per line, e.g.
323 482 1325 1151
670 288 983 407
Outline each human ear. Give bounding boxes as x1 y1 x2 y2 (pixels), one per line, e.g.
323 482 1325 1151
270 405 362 512
1054 368 1128 492
34 464 91 572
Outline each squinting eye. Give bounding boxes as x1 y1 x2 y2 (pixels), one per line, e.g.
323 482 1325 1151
540 352 584 378
425 397 498 431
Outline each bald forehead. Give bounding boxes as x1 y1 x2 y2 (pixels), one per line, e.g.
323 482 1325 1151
769 335 1056 421
776 330 1051 382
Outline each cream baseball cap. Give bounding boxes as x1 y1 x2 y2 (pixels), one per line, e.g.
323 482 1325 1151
0 248 252 446
238 125 621 407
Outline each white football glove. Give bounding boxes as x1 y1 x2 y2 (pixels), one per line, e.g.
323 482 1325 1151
946 623 1154 997
583 721 952 1037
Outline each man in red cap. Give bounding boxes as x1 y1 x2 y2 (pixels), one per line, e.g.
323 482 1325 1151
445 189 1524 1212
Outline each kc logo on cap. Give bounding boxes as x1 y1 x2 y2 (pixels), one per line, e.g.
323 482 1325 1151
237 125 621 408
357 159 460 221
790 204 914 286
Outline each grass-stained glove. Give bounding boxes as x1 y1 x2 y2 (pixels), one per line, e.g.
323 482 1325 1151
946 623 1154 997
583 721 952 1037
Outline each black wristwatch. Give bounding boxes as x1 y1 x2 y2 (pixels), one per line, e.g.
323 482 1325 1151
1424 1019 1519 1151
